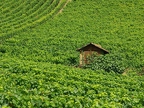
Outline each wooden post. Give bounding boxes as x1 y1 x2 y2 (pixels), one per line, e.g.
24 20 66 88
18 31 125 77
79 51 83 66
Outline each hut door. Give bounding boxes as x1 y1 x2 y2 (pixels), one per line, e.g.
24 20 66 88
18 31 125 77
83 51 93 65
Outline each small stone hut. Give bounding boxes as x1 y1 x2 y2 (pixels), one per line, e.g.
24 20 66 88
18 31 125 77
77 43 109 66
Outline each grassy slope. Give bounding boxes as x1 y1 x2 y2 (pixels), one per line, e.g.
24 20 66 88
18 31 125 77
0 0 144 107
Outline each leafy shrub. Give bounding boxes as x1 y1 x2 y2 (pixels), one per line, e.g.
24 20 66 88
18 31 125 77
84 54 126 74
0 47 6 53
67 56 78 66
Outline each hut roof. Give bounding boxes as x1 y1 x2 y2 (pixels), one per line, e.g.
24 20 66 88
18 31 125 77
77 43 109 53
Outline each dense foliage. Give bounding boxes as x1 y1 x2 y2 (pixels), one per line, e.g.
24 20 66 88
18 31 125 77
0 0 144 107
85 54 126 74
0 58 144 107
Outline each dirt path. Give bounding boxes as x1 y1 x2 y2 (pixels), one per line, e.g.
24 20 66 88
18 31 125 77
57 0 72 15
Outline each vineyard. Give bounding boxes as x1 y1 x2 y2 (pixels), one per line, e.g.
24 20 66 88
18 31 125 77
0 0 144 107
0 58 144 107
0 0 68 38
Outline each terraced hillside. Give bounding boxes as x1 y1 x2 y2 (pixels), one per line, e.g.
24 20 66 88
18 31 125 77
0 0 144 107
0 0 69 38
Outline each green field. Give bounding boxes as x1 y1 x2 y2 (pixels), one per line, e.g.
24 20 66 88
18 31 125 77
0 0 144 107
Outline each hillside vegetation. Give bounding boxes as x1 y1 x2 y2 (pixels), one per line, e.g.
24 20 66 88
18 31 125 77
0 0 68 38
0 0 144 107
